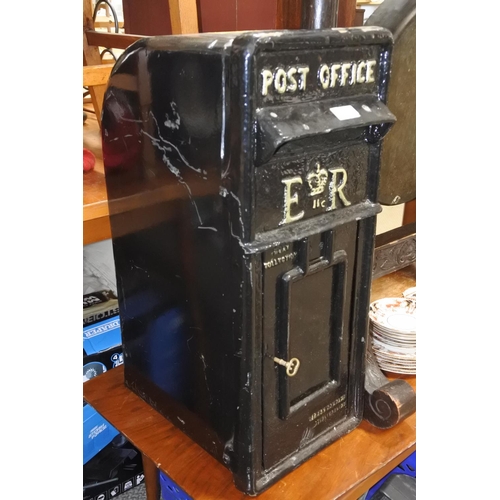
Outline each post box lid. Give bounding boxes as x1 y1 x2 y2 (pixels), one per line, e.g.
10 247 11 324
256 94 396 164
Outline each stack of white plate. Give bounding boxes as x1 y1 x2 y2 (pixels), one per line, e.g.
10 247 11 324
369 294 416 375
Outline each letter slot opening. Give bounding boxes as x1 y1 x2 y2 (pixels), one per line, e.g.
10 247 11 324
256 95 395 165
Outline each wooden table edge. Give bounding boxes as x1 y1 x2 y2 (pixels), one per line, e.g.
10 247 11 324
338 442 416 500
83 365 416 500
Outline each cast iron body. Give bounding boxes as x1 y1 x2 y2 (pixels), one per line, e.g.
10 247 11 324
102 28 394 495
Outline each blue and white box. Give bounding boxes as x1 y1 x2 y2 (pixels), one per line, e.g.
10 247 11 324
83 316 123 465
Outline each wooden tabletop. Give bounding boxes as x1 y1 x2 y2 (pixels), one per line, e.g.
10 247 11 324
82 105 219 245
83 266 416 499
83 109 111 245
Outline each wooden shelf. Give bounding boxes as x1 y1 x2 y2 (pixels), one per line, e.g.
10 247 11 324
83 108 111 245
82 99 222 245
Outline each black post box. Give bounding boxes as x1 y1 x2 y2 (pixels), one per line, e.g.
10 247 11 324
102 27 395 495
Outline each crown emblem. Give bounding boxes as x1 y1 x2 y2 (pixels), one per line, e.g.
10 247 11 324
306 163 328 196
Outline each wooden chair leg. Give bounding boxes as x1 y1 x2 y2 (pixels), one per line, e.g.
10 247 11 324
142 454 160 500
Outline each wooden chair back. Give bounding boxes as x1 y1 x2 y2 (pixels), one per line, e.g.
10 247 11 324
83 0 199 127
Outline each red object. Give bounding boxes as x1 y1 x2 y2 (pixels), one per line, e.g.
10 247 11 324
83 148 96 172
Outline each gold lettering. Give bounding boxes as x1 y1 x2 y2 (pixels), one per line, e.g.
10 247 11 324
356 61 366 83
309 396 348 425
318 64 330 89
328 168 351 210
312 198 326 210
340 63 351 86
261 69 273 96
281 176 304 225
350 63 357 85
297 66 309 90
264 60 375 96
366 60 377 83
330 64 341 88
271 244 290 256
263 251 297 269
274 68 287 94
287 67 298 92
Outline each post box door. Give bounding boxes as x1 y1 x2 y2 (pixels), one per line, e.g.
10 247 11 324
261 221 358 469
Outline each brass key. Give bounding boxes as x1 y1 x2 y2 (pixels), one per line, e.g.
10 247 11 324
273 357 300 377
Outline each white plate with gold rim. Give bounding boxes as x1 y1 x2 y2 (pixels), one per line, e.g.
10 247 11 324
369 297 416 333
402 287 416 299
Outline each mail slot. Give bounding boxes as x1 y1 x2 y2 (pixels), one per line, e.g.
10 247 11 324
102 27 395 495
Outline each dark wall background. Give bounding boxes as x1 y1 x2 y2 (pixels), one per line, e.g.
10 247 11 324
122 0 174 35
121 0 359 36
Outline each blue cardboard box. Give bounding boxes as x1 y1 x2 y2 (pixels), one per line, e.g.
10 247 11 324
83 300 144 499
83 316 122 465
83 316 122 360
83 403 120 465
